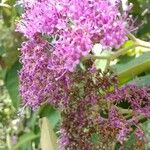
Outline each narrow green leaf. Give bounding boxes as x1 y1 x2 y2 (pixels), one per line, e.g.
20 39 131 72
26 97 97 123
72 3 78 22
112 52 150 85
13 132 40 150
40 117 58 150
5 61 21 109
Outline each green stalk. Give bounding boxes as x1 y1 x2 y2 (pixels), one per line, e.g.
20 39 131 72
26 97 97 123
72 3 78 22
83 32 150 72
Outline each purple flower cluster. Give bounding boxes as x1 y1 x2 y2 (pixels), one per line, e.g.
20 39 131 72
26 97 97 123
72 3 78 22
16 0 149 149
58 81 150 149
135 128 145 142
57 69 117 150
17 0 129 72
19 36 72 108
17 0 132 108
108 107 130 144
105 84 150 117
103 84 150 145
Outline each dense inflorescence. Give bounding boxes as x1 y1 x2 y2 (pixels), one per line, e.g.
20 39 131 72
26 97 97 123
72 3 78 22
19 36 73 108
105 84 150 117
17 0 131 108
58 74 150 149
104 84 150 145
16 0 150 149
17 0 131 107
58 69 118 150
17 0 129 72
58 68 150 149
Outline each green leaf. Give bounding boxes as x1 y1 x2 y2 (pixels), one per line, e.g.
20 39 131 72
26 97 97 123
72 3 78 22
5 60 21 109
143 120 150 149
13 132 40 150
40 117 58 150
112 52 150 85
120 133 136 150
39 105 61 128
129 74 150 87
91 133 101 146
0 46 5 56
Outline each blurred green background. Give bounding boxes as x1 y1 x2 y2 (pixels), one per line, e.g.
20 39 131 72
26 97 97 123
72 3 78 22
0 0 150 150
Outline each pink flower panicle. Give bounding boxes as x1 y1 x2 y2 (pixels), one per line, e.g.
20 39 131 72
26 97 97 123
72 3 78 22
19 37 71 108
17 0 132 107
16 0 149 149
17 0 129 72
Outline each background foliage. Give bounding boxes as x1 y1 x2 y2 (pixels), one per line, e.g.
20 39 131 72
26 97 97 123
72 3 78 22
0 0 150 149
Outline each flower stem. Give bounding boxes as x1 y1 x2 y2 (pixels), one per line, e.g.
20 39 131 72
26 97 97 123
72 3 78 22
126 30 137 42
83 54 110 60
127 31 150 49
137 39 150 49
110 44 139 60
83 32 150 72
116 107 133 114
